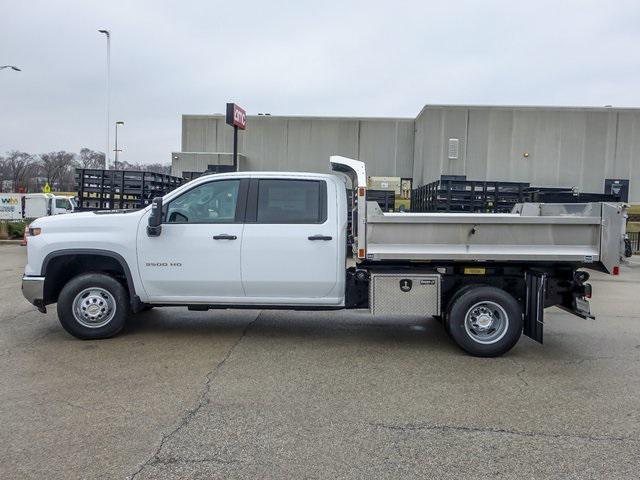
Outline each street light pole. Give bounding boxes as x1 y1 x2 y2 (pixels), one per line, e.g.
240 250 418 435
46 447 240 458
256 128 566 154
98 29 111 169
114 121 124 167
0 65 21 71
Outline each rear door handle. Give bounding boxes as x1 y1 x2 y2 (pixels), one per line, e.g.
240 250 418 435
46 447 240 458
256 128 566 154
308 235 332 241
213 234 237 240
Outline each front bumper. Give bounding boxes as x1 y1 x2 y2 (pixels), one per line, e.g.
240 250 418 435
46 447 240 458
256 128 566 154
22 276 46 313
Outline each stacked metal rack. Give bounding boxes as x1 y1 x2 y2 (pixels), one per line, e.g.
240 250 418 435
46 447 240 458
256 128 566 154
75 169 184 210
411 176 530 213
524 187 621 203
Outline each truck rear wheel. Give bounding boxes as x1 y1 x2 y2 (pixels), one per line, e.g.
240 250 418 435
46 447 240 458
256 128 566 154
446 286 522 357
57 273 129 339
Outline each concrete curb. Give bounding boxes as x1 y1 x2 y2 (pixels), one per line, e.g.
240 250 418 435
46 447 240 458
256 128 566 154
0 240 23 245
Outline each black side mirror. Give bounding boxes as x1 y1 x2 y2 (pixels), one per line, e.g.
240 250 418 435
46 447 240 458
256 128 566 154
147 197 163 236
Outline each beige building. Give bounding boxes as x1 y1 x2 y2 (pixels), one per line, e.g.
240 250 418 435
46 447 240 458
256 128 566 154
174 105 640 201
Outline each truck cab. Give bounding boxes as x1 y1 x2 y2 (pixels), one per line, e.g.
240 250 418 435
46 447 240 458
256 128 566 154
137 171 347 306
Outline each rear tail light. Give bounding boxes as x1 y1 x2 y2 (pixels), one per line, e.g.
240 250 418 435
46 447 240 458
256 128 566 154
612 265 620 276
584 283 592 299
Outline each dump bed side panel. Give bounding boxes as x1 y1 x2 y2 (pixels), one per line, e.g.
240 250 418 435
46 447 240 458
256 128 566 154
364 202 622 270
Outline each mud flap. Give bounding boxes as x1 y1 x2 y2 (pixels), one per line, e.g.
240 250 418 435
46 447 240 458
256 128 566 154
524 271 546 344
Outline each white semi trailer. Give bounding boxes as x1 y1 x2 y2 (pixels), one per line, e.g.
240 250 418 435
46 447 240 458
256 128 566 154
0 193 24 220
21 157 629 356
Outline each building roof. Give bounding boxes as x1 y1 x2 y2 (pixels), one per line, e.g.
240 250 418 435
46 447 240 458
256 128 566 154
182 113 414 122
185 103 640 124
416 103 640 118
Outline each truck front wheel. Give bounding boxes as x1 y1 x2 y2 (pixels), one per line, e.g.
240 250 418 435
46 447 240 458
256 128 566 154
446 286 522 357
57 273 129 339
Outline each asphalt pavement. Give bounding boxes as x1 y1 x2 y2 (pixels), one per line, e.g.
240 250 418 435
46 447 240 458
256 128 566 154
1 244 639 479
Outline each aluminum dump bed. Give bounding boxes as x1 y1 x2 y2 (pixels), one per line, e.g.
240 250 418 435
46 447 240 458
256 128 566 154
365 201 626 272
330 156 627 274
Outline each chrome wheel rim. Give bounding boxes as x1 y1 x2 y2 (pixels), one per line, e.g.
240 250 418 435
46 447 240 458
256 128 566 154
72 287 117 328
464 301 509 345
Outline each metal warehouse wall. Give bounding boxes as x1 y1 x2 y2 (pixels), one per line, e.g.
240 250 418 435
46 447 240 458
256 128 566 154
180 115 415 178
413 105 640 201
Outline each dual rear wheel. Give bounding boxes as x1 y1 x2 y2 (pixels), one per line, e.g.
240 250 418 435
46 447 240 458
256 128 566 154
445 286 522 357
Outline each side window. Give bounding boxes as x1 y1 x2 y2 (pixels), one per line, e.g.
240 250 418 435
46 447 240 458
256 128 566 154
166 180 240 223
55 198 70 210
256 179 326 224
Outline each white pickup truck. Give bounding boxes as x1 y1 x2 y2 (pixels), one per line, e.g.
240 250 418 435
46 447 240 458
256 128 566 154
22 157 629 356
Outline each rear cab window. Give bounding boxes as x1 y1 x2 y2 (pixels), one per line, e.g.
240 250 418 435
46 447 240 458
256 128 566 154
248 179 327 224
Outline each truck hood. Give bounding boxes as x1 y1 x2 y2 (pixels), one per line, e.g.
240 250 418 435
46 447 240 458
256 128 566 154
30 209 145 231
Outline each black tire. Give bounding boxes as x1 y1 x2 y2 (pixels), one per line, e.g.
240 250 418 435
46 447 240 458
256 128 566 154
446 286 522 357
442 283 483 337
57 273 129 339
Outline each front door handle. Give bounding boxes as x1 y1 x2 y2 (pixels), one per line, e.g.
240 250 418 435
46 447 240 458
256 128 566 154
213 234 237 240
308 235 332 241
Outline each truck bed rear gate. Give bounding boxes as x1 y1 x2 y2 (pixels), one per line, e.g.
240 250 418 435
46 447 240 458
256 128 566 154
524 271 546 344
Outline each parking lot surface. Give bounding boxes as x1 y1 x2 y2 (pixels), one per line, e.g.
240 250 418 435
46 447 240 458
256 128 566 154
1 243 640 479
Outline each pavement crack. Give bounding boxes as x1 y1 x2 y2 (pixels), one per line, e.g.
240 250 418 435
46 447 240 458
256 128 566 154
508 358 529 388
369 422 639 444
60 400 87 411
152 455 239 466
0 307 39 324
564 355 615 365
128 312 262 479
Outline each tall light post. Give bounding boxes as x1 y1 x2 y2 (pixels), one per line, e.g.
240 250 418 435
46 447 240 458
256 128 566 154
98 29 111 169
114 121 124 167
0 65 21 71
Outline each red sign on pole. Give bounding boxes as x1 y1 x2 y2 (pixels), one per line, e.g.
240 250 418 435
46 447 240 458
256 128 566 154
226 103 247 130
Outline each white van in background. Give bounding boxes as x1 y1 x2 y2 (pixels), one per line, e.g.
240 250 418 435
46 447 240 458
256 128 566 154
0 193 77 220
23 193 77 218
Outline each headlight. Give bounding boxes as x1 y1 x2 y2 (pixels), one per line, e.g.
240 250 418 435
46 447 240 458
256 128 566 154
28 227 42 236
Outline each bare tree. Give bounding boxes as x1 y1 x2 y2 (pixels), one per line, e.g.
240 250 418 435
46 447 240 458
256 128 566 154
112 160 171 174
3 150 35 192
0 154 5 191
78 148 105 169
39 151 76 190
112 159 134 170
144 163 171 174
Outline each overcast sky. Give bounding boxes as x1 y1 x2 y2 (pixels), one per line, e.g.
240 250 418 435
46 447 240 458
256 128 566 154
1 0 639 164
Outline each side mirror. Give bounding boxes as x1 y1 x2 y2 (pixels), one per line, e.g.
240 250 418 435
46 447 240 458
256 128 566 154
147 197 163 236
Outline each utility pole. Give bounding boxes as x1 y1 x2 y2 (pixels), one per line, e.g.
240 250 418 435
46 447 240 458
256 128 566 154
114 121 124 167
98 29 111 169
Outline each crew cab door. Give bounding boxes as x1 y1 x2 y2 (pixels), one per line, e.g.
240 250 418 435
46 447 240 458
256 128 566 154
241 177 342 304
137 178 248 302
